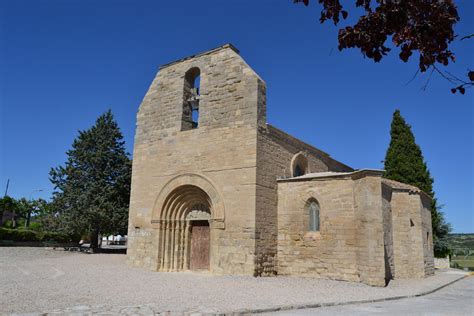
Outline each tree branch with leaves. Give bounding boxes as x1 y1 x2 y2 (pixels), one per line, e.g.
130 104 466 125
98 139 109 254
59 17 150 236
294 0 473 94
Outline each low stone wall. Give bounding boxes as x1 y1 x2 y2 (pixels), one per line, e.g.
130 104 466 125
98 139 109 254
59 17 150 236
0 240 76 247
434 257 450 269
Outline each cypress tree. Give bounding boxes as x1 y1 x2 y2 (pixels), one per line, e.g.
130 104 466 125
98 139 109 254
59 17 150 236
384 110 450 257
50 110 132 250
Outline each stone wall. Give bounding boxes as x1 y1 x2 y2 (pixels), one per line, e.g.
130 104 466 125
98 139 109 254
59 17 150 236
127 45 263 275
420 194 435 275
383 179 434 279
255 125 352 276
260 125 352 179
434 256 450 269
390 191 425 278
352 174 386 286
277 171 386 286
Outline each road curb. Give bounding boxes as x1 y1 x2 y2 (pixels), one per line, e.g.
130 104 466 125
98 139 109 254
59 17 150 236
230 275 469 315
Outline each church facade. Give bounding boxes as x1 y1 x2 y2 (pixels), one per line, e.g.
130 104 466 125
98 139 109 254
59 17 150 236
126 44 434 286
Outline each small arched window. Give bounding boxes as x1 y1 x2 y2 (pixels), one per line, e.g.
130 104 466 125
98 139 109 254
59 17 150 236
307 200 320 232
182 67 201 131
291 152 308 177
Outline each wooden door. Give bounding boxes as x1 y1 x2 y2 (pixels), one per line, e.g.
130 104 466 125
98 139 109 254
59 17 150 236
190 221 210 270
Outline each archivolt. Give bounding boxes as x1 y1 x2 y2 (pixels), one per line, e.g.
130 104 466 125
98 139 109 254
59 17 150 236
151 173 225 272
152 173 225 225
161 185 211 221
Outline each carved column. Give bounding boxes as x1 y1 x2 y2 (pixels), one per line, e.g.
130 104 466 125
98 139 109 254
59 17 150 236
157 221 165 271
172 220 181 271
179 220 186 270
163 220 172 271
183 220 191 270
159 220 167 271
171 221 177 271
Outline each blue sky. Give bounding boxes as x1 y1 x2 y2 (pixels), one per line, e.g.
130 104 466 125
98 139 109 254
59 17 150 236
1 0 472 233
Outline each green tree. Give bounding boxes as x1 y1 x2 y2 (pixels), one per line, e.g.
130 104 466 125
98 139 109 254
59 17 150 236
0 196 52 229
0 196 31 228
23 198 50 229
50 110 132 250
15 198 32 228
0 196 18 227
384 110 451 257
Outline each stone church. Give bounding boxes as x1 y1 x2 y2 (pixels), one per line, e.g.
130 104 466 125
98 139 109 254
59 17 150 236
127 44 434 286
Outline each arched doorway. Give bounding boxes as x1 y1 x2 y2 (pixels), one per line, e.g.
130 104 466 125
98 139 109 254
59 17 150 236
156 185 212 272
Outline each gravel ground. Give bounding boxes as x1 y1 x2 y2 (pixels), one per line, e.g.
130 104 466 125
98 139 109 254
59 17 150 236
0 248 467 314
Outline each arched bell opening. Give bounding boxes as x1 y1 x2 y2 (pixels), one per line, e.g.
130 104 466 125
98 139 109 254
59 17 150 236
157 185 212 272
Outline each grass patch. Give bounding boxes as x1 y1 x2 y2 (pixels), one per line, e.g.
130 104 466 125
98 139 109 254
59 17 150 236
451 259 474 269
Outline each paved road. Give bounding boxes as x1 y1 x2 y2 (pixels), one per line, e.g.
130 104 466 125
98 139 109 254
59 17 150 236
269 276 474 316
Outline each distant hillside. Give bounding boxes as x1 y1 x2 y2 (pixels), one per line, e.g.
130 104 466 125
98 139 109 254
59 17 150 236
446 233 474 254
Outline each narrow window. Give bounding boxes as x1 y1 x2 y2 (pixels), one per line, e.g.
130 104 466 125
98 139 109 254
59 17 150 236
182 67 200 130
294 164 304 177
308 200 320 232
